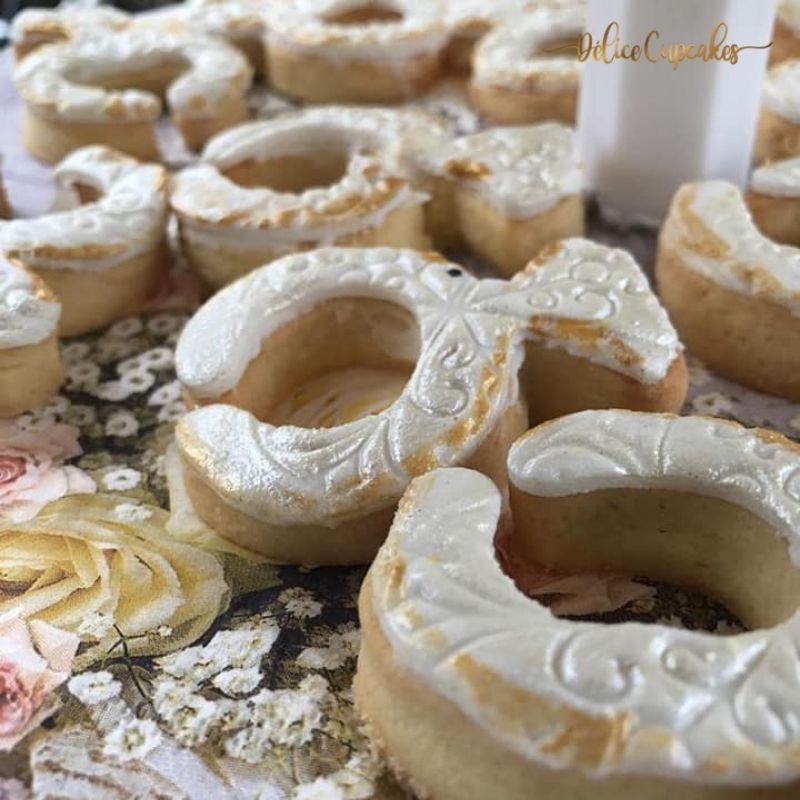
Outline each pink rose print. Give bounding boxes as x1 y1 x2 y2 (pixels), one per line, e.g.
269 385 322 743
0 421 96 523
0 615 79 752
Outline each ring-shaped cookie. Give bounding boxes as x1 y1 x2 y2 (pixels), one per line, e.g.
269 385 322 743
175 247 528 565
0 146 168 336
0 254 62 417
10 5 130 61
756 60 800 164
657 181 800 400
470 6 585 125
440 0 525 73
357 410 800 800
747 157 800 246
171 107 449 289
13 29 253 164
264 0 448 104
174 242 685 564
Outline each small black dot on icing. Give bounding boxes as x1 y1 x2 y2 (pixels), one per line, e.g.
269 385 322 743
447 268 462 277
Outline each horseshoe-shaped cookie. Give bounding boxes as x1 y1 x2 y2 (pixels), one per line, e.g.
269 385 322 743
174 243 685 564
13 28 252 163
357 410 800 800
0 146 168 336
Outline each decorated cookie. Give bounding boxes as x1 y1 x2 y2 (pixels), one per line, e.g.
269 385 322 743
0 253 62 417
264 0 448 103
173 243 685 564
657 181 800 400
435 123 584 275
470 6 585 125
0 146 168 336
748 156 800 246
170 107 448 289
13 29 252 163
756 59 800 163
357 410 800 800
9 4 129 61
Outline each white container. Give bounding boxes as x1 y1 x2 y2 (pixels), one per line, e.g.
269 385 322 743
578 0 777 226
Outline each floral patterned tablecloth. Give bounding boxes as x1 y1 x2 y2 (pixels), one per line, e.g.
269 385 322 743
1 49 799 800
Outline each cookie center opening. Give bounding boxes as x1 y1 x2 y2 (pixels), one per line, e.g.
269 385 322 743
221 297 420 429
503 488 800 634
324 4 404 25
223 142 352 193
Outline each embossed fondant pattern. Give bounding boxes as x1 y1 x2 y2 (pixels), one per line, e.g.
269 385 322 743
0 146 167 272
175 242 681 527
176 247 523 525
372 429 800 782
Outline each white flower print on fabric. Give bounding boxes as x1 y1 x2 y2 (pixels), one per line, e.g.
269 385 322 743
102 467 142 491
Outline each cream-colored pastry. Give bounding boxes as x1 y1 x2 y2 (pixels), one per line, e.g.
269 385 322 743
441 0 525 74
171 107 448 289
9 4 130 61
0 254 62 417
747 157 800 246
264 0 448 103
483 237 687 423
185 0 268 75
657 181 800 400
13 29 253 164
756 60 800 163
356 410 800 800
436 123 584 275
772 1 800 65
173 242 685 564
0 146 168 336
470 7 584 125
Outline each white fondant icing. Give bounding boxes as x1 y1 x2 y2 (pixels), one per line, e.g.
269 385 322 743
472 238 682 384
0 146 167 272
664 181 800 317
764 60 800 123
437 123 582 218
0 255 60 349
265 0 448 61
750 157 800 197
176 247 523 527
472 7 584 91
13 29 252 123
372 414 800 782
10 5 130 47
171 108 449 250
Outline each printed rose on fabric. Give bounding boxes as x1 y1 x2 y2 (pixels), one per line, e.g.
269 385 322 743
0 495 229 667
0 421 96 523
0 615 78 752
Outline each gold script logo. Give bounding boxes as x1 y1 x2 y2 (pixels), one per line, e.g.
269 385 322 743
548 22 772 69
